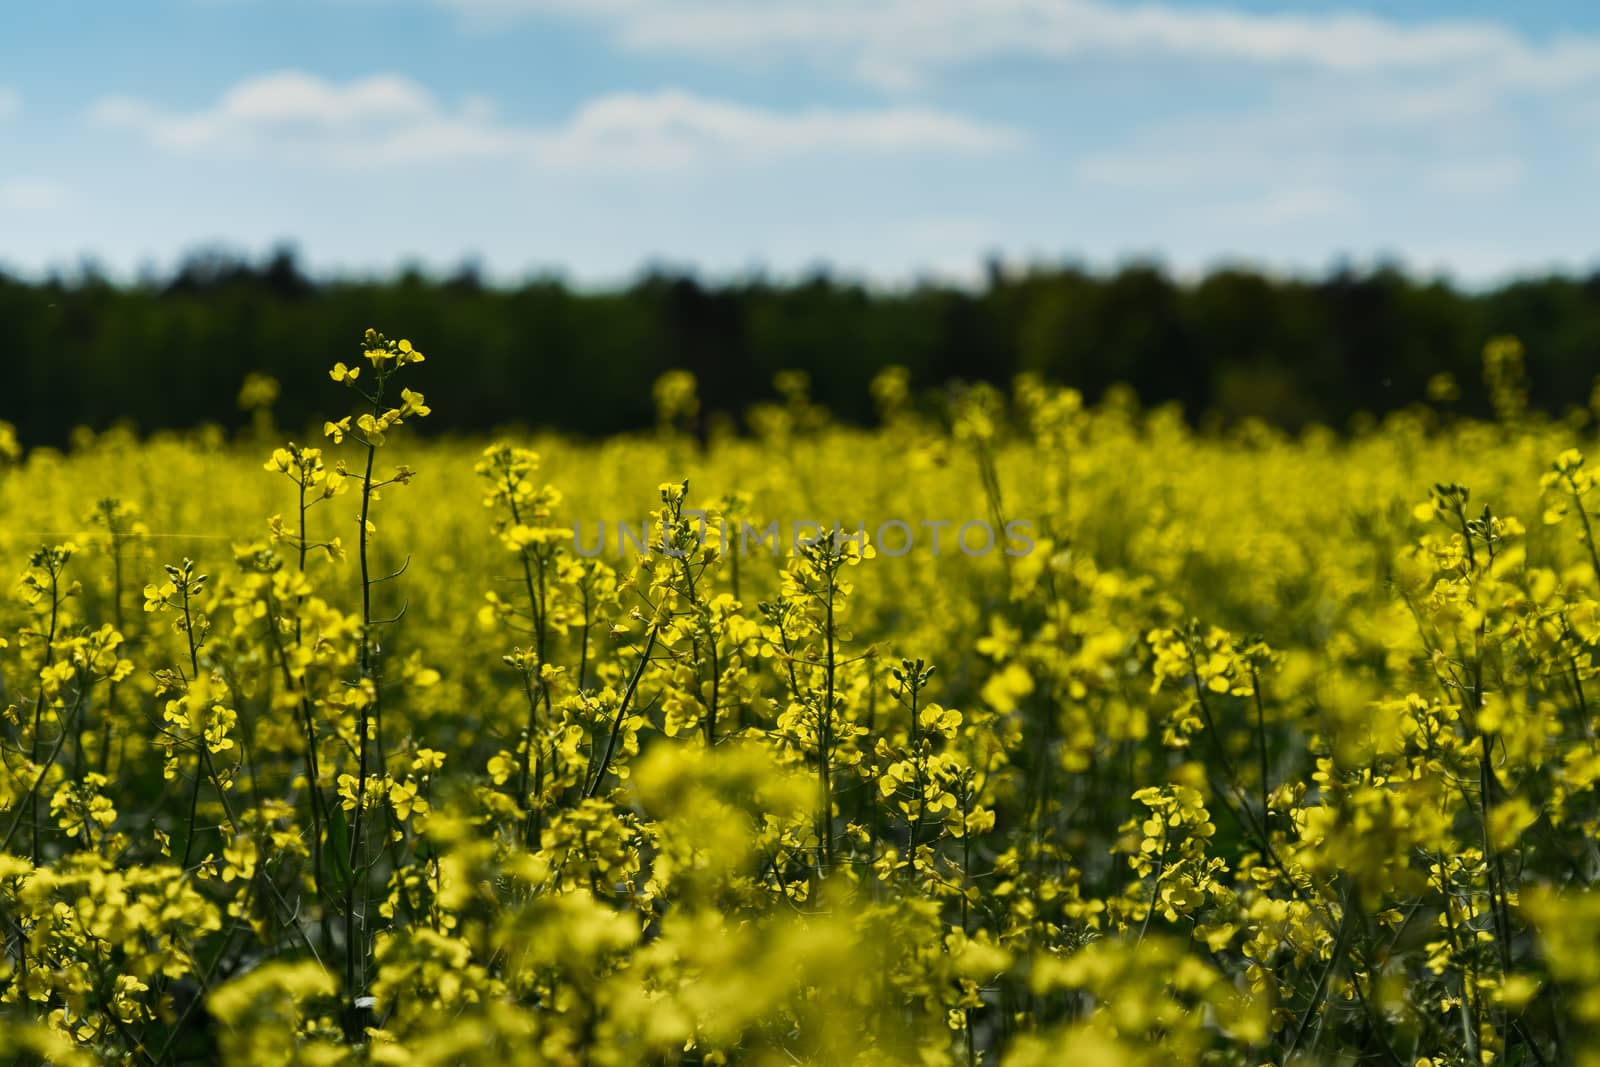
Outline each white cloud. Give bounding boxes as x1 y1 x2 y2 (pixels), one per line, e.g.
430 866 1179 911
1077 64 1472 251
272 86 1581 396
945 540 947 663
90 72 438 150
428 0 1600 93
1253 187 1355 226
1072 75 1529 203
219 70 434 125
0 88 19 119
89 72 1018 169
418 1 1582 219
530 90 1016 168
1076 130 1355 190
1425 158 1526 197
0 180 67 212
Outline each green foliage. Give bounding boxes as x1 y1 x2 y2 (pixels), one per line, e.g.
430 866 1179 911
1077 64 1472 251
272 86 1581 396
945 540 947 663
8 251 1600 446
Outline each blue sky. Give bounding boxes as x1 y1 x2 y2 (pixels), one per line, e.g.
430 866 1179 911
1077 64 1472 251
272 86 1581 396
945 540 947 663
3 0 1598 286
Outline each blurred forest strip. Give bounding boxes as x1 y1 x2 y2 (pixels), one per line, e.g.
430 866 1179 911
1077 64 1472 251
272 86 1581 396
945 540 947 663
4 249 1600 444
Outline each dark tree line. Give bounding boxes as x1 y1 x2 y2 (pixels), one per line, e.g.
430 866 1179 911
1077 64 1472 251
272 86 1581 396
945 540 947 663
4 248 1600 446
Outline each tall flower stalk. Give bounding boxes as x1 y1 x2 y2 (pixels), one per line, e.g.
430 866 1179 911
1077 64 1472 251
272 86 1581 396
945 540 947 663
324 329 430 1018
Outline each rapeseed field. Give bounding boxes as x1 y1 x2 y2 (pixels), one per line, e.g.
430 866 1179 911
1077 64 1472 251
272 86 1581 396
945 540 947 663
1 331 1598 1065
